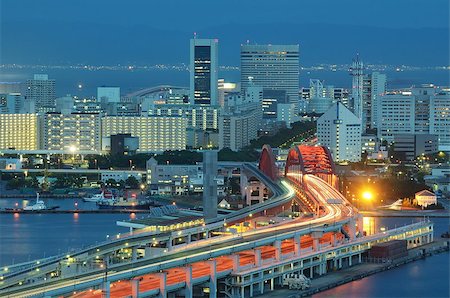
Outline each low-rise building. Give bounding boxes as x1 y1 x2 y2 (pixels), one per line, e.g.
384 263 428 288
393 134 438 161
414 190 437 208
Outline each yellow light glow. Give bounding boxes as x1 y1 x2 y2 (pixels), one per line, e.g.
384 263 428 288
362 191 373 200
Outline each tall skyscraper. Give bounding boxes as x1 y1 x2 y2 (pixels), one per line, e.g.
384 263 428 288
25 74 56 110
350 54 364 120
190 38 219 105
240 44 299 112
367 72 387 130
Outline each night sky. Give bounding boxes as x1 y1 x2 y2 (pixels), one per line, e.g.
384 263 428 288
0 0 449 66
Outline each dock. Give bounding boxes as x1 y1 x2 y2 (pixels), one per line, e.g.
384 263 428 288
260 239 450 298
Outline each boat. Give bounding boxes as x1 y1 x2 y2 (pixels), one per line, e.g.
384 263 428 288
23 193 47 211
97 195 157 210
83 191 106 203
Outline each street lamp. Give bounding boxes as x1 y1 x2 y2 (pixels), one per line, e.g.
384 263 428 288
129 160 133 171
69 145 77 164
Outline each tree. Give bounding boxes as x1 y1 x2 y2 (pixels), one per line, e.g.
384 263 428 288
125 176 139 189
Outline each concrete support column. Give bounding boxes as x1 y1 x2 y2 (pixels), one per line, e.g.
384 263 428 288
358 253 362 263
208 260 217 298
167 238 173 251
274 240 281 261
249 284 253 297
358 214 364 236
228 254 240 272
331 232 337 247
187 234 191 244
254 249 262 267
157 272 167 298
338 258 342 269
131 278 140 298
259 282 264 295
311 230 323 252
184 266 193 298
101 281 110 298
294 236 301 256
132 247 137 261
270 278 274 291
241 286 245 298
349 256 352 267
349 221 356 241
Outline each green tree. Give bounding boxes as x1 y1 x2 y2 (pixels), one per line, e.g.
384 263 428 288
125 176 139 189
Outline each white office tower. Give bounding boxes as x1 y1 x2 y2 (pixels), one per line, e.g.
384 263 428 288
317 102 362 162
350 55 364 120
241 44 300 112
97 87 120 103
377 92 415 143
430 89 450 151
25 74 56 110
190 38 219 105
368 72 387 130
203 150 218 221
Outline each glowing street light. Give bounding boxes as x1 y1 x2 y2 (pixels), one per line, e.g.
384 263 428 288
362 191 373 201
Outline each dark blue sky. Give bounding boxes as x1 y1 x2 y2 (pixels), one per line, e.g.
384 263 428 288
2 0 449 29
0 0 449 66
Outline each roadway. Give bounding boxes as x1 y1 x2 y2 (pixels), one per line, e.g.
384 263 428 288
3 173 356 297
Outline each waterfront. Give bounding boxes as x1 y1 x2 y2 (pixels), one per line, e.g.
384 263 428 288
0 207 448 297
1 68 449 97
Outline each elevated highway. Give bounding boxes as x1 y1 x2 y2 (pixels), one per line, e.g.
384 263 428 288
0 145 434 298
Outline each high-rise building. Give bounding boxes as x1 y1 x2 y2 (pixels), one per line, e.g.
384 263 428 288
219 107 259 151
317 102 362 162
218 79 238 107
430 89 450 151
25 74 56 110
102 116 187 152
150 104 219 131
0 114 40 150
350 55 364 120
367 72 387 130
377 92 415 142
97 87 120 103
190 38 219 105
42 113 101 151
241 44 299 112
0 93 24 114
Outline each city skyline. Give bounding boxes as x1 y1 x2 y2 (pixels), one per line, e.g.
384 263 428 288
0 2 448 298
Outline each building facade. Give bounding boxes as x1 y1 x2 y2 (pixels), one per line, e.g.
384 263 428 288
317 102 362 162
42 113 101 151
241 44 299 112
0 114 40 150
25 74 56 110
190 38 219 105
219 108 259 151
430 89 450 151
102 116 187 152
